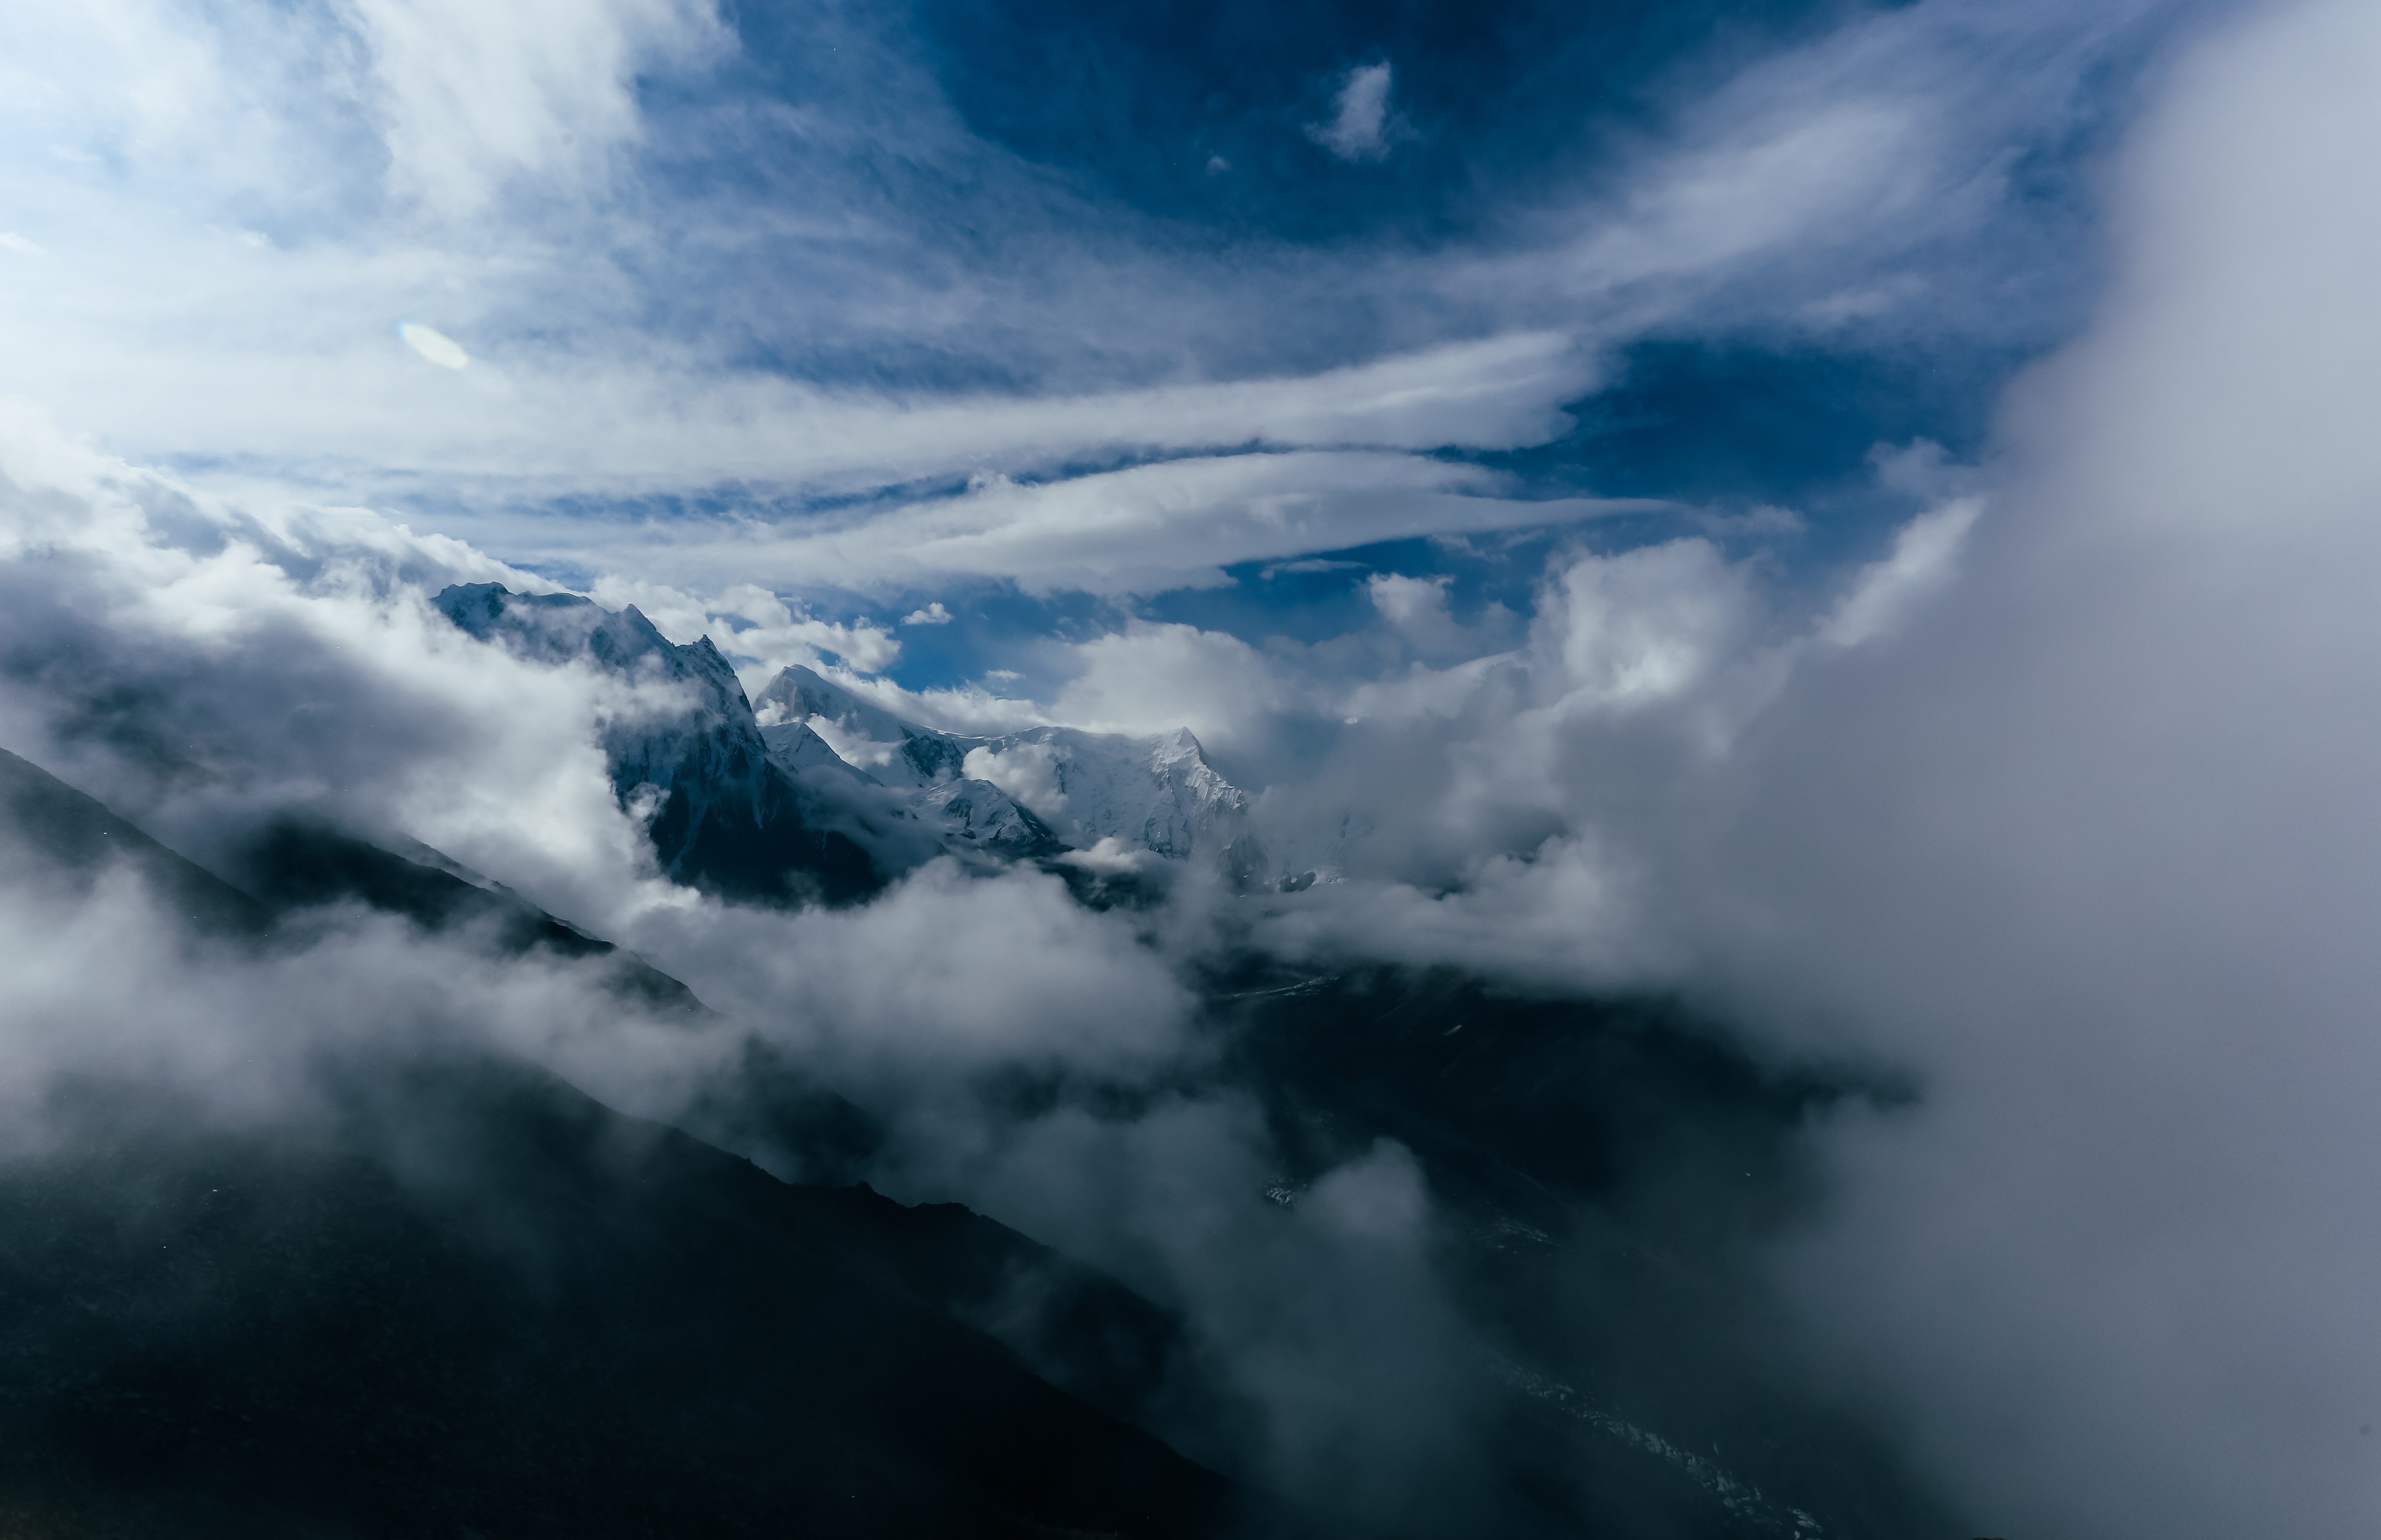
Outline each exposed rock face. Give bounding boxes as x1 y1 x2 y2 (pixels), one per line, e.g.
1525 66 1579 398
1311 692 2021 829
431 588 1252 890
908 776 1065 859
433 584 879 904
755 665 1249 867
754 664 977 789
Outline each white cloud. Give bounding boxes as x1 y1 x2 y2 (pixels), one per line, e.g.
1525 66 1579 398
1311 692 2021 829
0 0 2160 624
1231 6 2381 1533
1559 101 1926 292
962 740 1068 818
0 402 685 932
1364 573 1465 654
748 662 1045 739
901 601 952 625
1448 0 2166 334
1047 622 1298 749
582 577 901 681
1817 494 1981 648
0 391 1525 1529
0 387 1527 1530
1533 539 1759 714
1702 7 2381 1533
1054 836 1160 877
398 321 470 370
7 2 2360 1530
0 862 744 1157
1365 572 1450 627
340 0 726 217
1308 63 1402 163
9 325 1600 510
692 451 1651 599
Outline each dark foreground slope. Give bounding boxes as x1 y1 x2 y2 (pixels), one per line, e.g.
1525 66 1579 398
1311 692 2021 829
224 816 711 1016
1219 968 1958 1540
0 747 267 937
0 747 1292 1540
0 1060 1294 1540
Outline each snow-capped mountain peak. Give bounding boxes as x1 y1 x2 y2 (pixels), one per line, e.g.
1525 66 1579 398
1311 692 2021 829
433 585 878 902
751 665 1251 866
431 594 1259 889
754 666 975 789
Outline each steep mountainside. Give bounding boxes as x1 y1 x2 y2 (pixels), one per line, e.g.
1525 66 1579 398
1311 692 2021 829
429 589 1255 889
756 665 1250 866
0 741 1959 1540
0 1059 1302 1540
0 746 270 937
0 748 1298 1540
1211 967 1956 1540
433 585 881 904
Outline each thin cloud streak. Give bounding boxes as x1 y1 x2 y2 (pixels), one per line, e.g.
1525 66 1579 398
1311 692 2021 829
532 452 1663 601
0 0 2184 559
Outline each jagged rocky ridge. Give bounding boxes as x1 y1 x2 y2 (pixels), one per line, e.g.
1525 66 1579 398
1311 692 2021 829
433 584 1263 900
434 584 883 904
753 664 1255 865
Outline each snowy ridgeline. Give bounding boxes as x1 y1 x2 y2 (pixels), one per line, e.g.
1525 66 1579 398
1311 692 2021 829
433 584 1263 894
752 666 1251 865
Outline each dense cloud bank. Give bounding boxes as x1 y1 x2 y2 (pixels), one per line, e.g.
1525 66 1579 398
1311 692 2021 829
1245 6 2381 1532
5 0 2381 1536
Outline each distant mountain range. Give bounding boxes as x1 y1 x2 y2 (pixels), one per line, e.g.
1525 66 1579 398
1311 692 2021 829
436 584 1268 903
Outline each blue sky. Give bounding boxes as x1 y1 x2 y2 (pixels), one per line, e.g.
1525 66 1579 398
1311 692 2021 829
0 0 2186 714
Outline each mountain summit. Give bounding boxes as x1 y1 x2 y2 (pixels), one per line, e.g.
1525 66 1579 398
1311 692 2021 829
755 664 1254 870
433 584 881 903
433 587 1257 900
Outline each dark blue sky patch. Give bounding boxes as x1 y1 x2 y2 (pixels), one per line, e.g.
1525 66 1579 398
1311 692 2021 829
898 0 1895 244
1467 336 2017 566
609 0 2164 415
1142 532 1560 655
888 584 1113 686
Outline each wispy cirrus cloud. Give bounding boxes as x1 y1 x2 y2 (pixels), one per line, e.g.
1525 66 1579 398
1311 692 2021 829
0 0 2180 587
526 451 1660 601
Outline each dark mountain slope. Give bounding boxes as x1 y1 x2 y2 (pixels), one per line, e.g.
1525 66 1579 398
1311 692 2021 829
0 1059 1303 1540
224 817 708 1015
433 584 881 905
1217 968 1956 1540
0 745 267 937
0 742 704 1013
0 748 1275 1536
